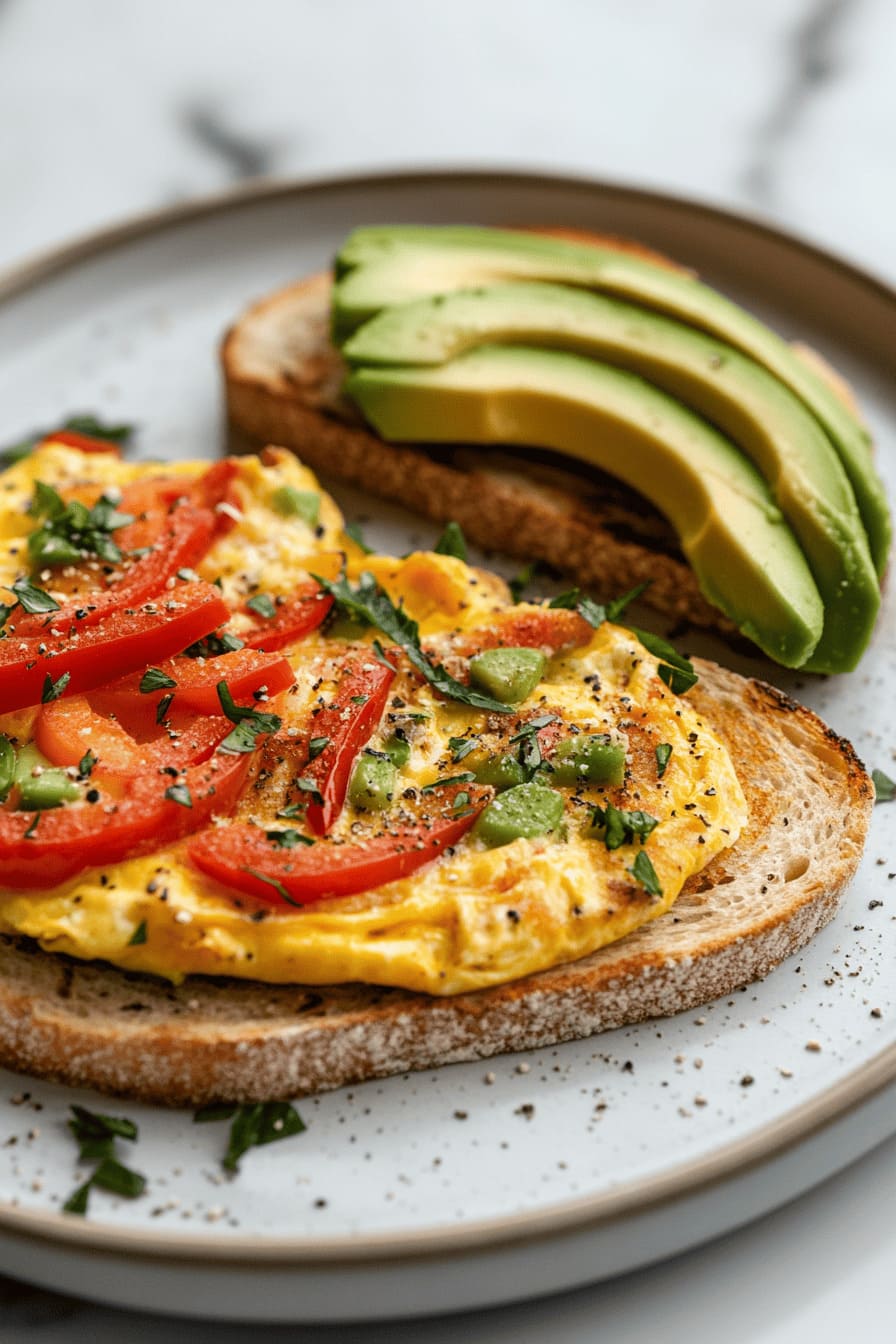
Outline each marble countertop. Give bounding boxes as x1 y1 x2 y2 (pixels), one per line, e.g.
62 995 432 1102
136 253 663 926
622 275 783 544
2 0 895 1338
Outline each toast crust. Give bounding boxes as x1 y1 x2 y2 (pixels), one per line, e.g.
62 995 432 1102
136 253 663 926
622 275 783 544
0 661 871 1105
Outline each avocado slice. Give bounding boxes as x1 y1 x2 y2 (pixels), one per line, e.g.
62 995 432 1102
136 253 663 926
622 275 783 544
333 227 890 575
343 283 879 673
345 345 824 668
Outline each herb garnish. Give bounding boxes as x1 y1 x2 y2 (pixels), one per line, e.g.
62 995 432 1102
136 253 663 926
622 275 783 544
549 581 649 630
243 868 301 906
164 783 192 808
308 736 330 760
312 571 513 714
183 630 244 659
216 681 282 754
42 671 71 703
872 768 896 803
628 848 663 898
128 920 148 946
591 803 659 850
194 1100 306 1173
63 1104 145 1216
421 772 476 793
140 667 177 694
78 749 97 778
655 743 672 778
156 693 174 724
1 414 134 469
10 576 60 615
449 735 480 763
434 520 468 562
247 593 276 620
27 480 134 568
264 828 314 849
629 628 698 694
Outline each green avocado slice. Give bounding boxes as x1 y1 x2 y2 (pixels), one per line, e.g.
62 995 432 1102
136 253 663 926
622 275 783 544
345 345 824 669
343 282 879 674
333 227 890 575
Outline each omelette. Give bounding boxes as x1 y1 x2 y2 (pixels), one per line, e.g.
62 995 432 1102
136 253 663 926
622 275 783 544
0 438 746 995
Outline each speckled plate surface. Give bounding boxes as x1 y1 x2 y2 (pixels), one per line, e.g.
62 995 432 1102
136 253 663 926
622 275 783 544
1 171 896 1323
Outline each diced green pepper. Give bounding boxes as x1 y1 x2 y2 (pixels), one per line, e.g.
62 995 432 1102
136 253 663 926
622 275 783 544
382 733 410 768
270 486 320 526
348 753 396 811
14 743 80 810
474 782 564 847
468 647 545 705
0 735 14 803
549 735 626 787
472 754 526 790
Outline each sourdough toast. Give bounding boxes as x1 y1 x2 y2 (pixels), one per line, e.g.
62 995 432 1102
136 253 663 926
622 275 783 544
0 660 871 1105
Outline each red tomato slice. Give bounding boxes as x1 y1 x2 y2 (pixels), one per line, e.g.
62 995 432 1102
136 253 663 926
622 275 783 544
238 584 334 652
100 648 294 718
270 654 395 836
0 752 251 890
187 783 490 905
36 692 231 775
447 607 594 658
0 582 229 713
13 462 237 638
39 430 122 454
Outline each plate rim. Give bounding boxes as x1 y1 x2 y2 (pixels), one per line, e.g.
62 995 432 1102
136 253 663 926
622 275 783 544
1 164 895 1266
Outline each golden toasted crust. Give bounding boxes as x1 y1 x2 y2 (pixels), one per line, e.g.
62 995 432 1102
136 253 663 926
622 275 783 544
0 660 871 1105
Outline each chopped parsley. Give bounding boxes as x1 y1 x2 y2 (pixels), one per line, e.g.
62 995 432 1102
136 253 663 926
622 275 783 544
194 1100 306 1173
312 570 513 714
247 593 276 620
78 749 97 778
128 921 148 946
629 628 698 694
11 576 60 615
139 667 177 694
872 768 896 803
156 693 174 724
63 1104 144 1216
449 735 480 763
41 670 71 703
591 803 659 850
264 828 314 849
27 480 134 568
421 772 476 793
549 581 649 631
183 630 244 659
628 848 663 898
655 743 673 778
308 736 330 760
164 783 192 808
434 520 468 562
241 867 301 907
216 681 282 754
293 777 325 805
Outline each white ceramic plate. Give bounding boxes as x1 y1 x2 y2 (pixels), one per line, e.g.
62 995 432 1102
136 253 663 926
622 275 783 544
1 170 896 1324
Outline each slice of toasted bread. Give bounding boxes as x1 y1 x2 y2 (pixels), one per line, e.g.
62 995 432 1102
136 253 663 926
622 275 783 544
222 259 739 637
0 660 871 1105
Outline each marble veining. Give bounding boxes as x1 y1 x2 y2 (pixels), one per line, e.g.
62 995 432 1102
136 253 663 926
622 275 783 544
741 0 854 204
